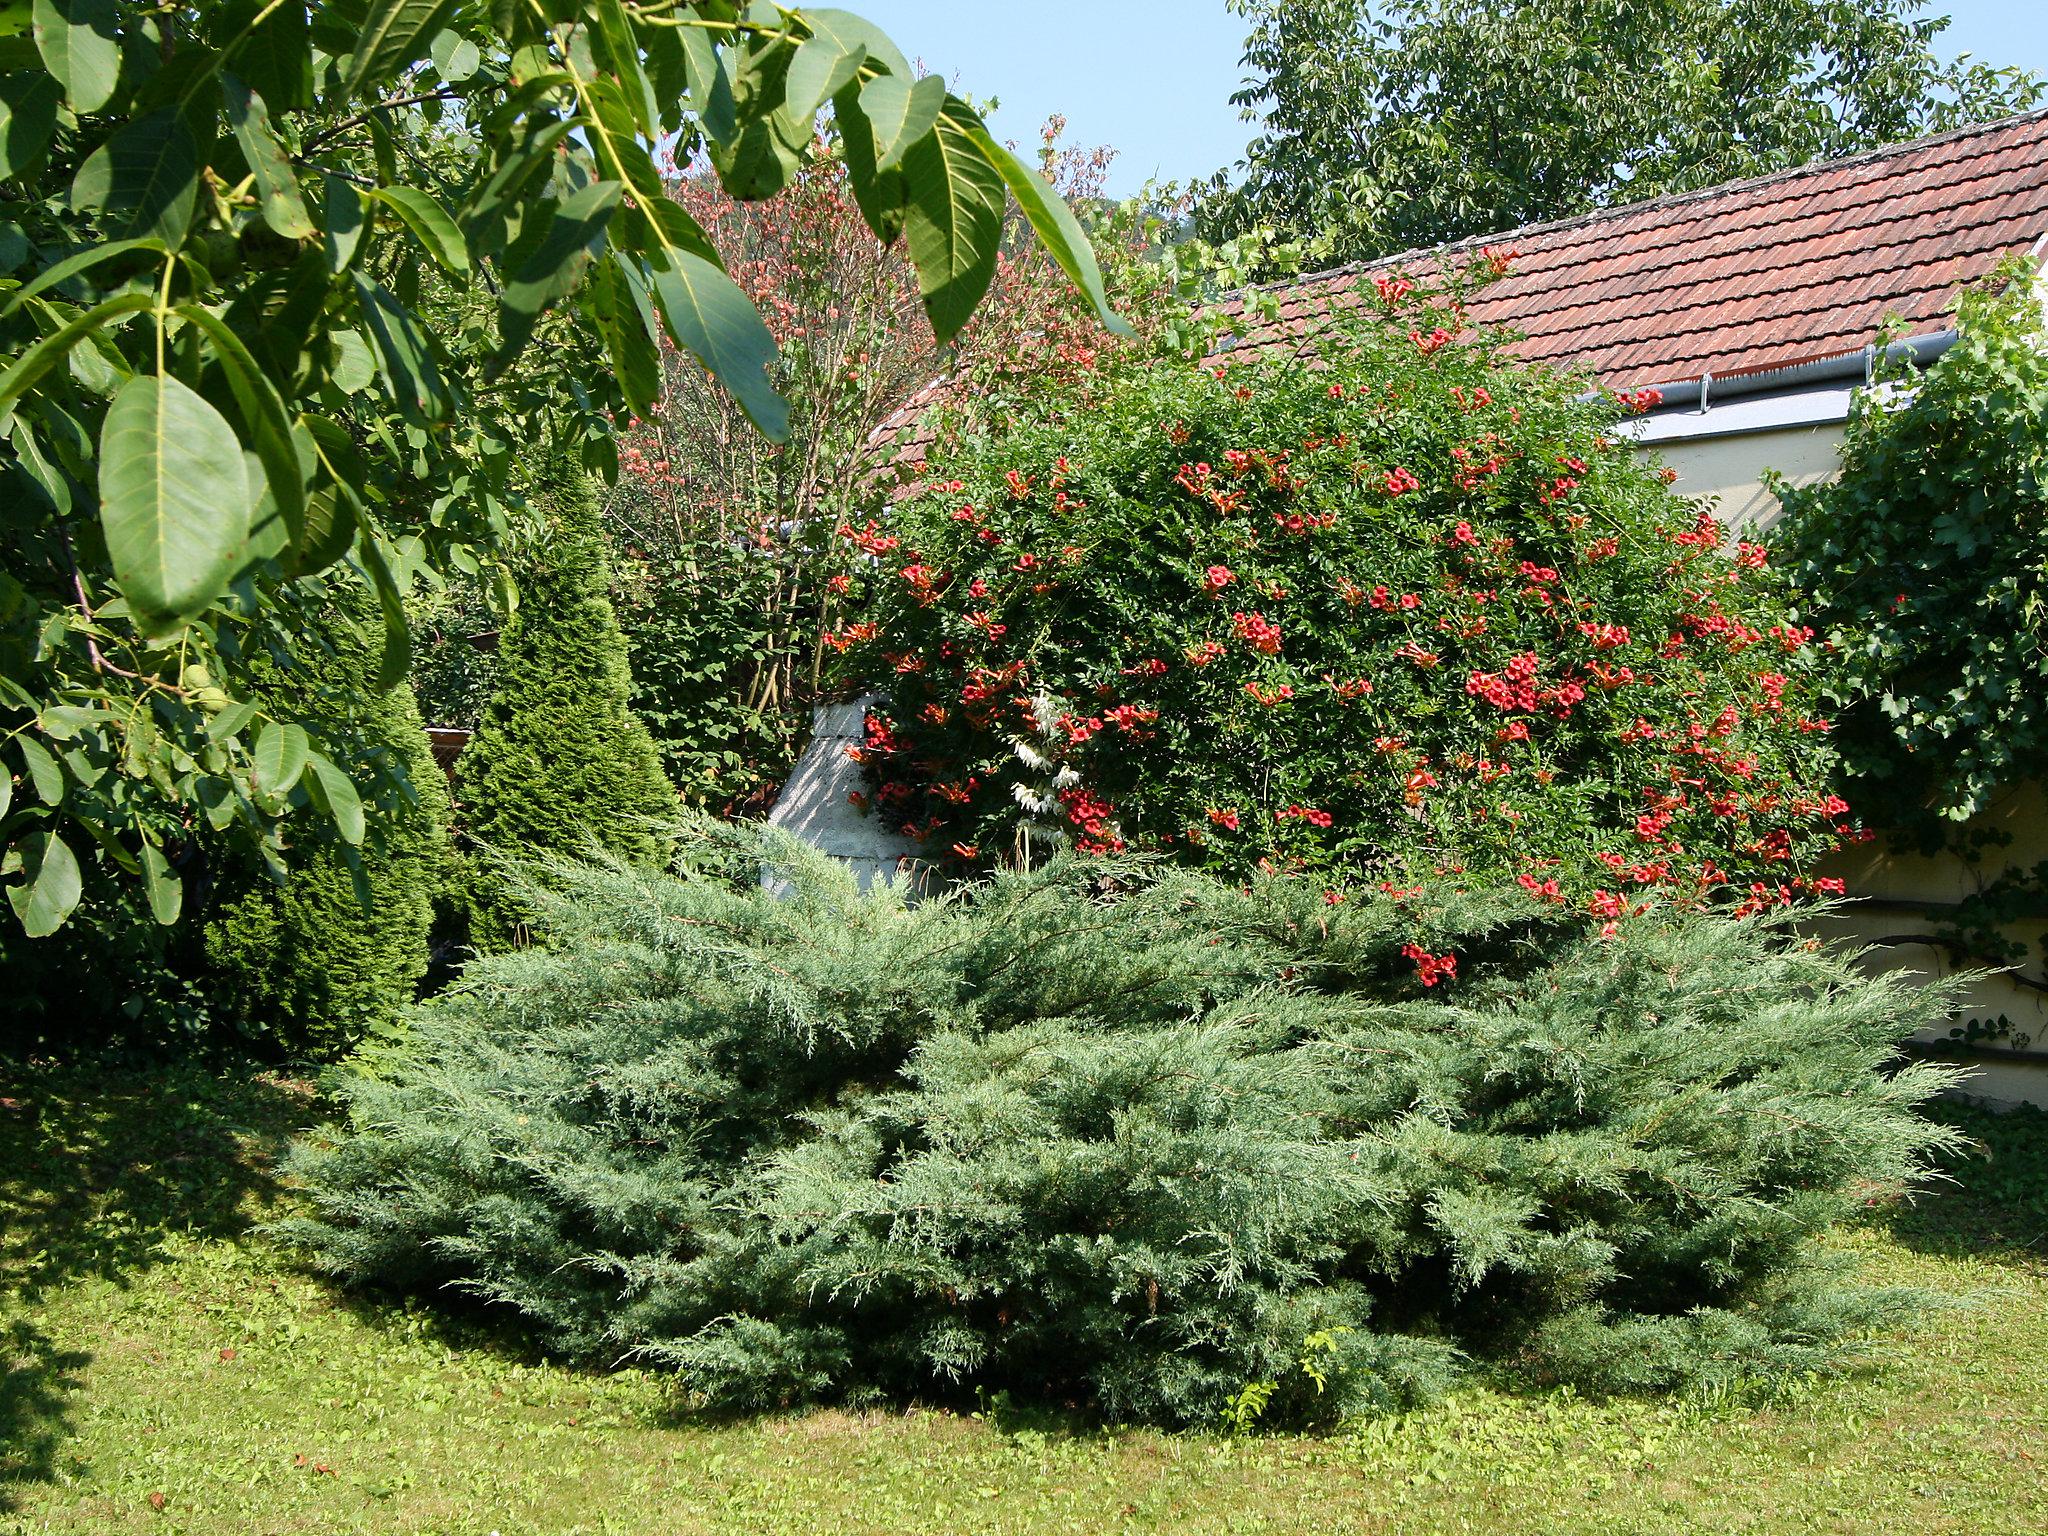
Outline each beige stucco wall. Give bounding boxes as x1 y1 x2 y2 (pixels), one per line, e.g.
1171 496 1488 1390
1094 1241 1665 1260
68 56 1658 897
1653 422 1845 534
1644 424 2048 1105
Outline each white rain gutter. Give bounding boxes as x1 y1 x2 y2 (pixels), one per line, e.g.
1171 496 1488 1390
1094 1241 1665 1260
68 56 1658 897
1603 331 1957 444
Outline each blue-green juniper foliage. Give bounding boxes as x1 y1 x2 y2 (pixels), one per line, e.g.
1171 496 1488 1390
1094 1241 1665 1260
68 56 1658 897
285 822 1962 1426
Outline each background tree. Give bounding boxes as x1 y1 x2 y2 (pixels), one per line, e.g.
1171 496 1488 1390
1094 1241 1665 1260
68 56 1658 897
455 456 675 947
1200 0 2044 265
607 119 1133 810
0 0 1122 940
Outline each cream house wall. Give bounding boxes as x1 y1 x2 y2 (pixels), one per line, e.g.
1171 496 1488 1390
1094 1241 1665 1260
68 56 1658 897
1632 416 2048 1106
1652 422 1846 534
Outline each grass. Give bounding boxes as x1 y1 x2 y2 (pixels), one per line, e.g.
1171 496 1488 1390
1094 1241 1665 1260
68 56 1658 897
3 1060 2046 1535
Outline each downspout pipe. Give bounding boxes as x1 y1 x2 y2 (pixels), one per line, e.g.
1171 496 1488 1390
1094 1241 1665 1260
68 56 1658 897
1605 330 1958 413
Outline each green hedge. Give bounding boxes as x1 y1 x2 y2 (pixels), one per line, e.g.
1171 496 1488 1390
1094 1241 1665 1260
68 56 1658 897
455 457 676 946
284 823 1959 1426
201 595 454 1057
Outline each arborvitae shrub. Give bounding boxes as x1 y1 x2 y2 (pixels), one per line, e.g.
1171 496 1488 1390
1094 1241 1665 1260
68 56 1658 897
843 289 1851 915
454 457 676 944
615 540 809 813
284 821 1960 1426
202 595 454 1057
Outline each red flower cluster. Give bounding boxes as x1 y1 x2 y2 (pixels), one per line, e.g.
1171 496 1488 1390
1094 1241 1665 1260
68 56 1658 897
850 288 1850 917
1400 943 1458 987
1232 610 1283 655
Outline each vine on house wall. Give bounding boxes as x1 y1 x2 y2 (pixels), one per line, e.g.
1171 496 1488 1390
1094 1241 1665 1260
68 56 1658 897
1771 262 2048 992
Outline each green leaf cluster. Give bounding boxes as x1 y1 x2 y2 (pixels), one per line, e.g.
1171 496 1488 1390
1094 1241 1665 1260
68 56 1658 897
1 0 1124 938
283 821 1962 1426
1770 264 2048 972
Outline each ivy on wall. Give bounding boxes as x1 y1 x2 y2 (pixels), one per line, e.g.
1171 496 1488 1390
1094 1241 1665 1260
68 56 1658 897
1772 263 2048 992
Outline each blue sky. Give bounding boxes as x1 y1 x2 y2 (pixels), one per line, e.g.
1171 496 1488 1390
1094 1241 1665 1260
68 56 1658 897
855 1 2048 197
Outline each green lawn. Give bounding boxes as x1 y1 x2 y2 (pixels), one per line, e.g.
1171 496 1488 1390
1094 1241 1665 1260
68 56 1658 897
4 1061 2045 1536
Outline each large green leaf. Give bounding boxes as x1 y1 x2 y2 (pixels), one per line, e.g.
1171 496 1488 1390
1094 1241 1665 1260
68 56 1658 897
899 95 1005 346
587 0 656 136
799 9 912 81
1 235 166 316
294 416 364 576
251 719 310 793
495 179 620 364
97 373 255 638
70 110 200 247
647 249 789 440
324 174 366 272
6 830 81 937
963 120 1130 338
346 0 459 95
351 273 452 424
0 69 61 179
304 751 365 845
783 29 864 127
859 71 944 172
359 535 413 691
677 23 735 142
367 185 469 275
587 251 661 418
176 302 308 550
219 0 313 111
138 837 182 924
31 0 118 114
427 27 479 83
222 73 314 240
835 83 907 246
17 735 63 803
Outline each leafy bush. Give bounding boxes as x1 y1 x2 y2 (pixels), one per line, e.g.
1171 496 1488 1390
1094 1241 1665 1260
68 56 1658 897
201 596 455 1058
843 291 1852 917
0 589 453 1059
1771 268 2048 974
284 822 1958 1426
0 888 217 1054
455 458 676 945
615 542 811 814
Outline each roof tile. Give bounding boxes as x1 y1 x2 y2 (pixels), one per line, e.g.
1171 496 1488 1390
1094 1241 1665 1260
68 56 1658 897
875 111 2048 472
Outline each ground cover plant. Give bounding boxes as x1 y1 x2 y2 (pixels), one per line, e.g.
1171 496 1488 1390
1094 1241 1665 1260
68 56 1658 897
281 821 1959 1428
6 1055 2047 1533
848 288 1852 916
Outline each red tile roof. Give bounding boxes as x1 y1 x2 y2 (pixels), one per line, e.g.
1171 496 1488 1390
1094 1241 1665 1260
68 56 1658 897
1214 108 2048 388
873 110 2048 480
